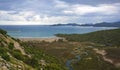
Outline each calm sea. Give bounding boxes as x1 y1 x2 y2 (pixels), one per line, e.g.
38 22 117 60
0 25 117 38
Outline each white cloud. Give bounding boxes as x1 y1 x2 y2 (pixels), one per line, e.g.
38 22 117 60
0 21 41 25
63 3 120 15
0 10 78 25
0 10 26 21
54 0 69 8
41 15 78 24
0 0 120 25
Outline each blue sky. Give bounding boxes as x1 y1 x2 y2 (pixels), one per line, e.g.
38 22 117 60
0 0 120 25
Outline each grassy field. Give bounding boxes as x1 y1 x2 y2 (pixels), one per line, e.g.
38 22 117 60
21 40 120 70
55 28 120 70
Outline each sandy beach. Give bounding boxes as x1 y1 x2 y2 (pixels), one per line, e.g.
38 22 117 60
19 37 64 42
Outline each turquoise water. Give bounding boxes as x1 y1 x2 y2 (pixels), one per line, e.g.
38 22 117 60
0 25 116 38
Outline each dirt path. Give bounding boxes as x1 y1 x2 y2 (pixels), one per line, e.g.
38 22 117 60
93 48 113 64
13 41 26 55
94 48 120 67
7 37 26 55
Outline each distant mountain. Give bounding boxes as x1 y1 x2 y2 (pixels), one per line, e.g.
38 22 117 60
51 23 80 26
81 21 120 27
51 21 120 27
80 23 93 26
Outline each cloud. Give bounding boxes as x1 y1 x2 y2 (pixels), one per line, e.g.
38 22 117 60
0 10 78 25
54 0 69 8
0 0 120 25
41 15 78 24
0 10 26 21
63 3 120 15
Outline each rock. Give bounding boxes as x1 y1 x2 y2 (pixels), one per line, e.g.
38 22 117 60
6 63 10 68
18 65 22 69
1 66 9 70
40 60 46 66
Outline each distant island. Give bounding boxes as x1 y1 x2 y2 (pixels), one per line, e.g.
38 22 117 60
51 23 80 26
51 21 120 27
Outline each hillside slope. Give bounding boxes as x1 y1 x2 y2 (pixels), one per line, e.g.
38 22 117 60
56 28 120 46
0 29 67 70
0 29 34 70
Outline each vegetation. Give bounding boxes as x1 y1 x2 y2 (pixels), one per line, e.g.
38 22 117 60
72 48 117 70
56 28 120 70
21 42 67 70
21 40 120 70
0 28 7 35
10 49 24 60
56 28 120 46
8 42 14 50
0 47 10 61
105 48 120 62
0 28 120 70
0 28 67 70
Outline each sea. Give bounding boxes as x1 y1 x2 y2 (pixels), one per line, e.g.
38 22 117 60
0 25 117 38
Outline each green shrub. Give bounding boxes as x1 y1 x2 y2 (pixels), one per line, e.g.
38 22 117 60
29 58 39 68
0 47 7 54
8 43 14 50
0 48 10 61
1 53 10 61
11 49 24 60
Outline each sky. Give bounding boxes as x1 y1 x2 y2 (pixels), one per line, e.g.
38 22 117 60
0 0 120 25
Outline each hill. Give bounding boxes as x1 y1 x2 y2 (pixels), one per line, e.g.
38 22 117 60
56 28 120 46
81 21 120 27
0 29 33 70
0 29 67 70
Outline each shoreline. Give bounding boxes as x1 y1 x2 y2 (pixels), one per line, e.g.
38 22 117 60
18 37 64 42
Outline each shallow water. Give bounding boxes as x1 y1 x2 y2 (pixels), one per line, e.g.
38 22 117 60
66 55 81 70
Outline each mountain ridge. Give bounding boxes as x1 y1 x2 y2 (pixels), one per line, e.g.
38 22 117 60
51 21 120 27
80 21 120 27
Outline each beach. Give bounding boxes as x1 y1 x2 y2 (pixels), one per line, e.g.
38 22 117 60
19 37 64 42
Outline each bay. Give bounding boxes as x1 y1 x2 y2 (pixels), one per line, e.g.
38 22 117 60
0 25 117 38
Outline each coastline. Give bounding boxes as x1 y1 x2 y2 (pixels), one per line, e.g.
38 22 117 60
18 37 64 42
